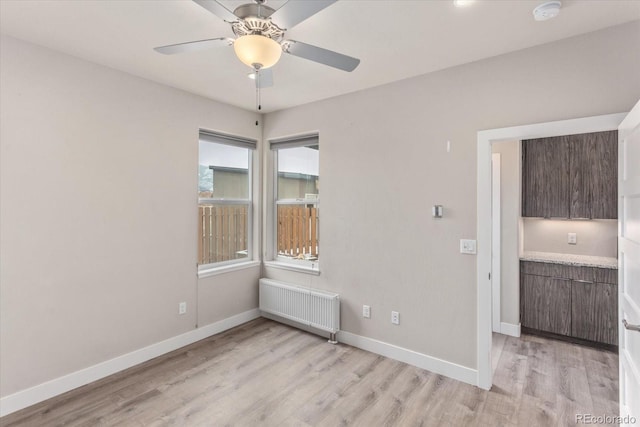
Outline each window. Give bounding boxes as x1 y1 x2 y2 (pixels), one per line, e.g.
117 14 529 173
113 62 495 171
271 134 319 268
198 130 255 268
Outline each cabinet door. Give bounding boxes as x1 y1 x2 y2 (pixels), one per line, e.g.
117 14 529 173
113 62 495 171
571 281 618 345
569 131 618 219
522 137 570 217
521 274 571 335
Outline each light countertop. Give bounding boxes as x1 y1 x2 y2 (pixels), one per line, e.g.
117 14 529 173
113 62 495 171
521 251 617 269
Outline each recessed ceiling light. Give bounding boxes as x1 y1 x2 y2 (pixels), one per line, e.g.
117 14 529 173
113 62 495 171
454 0 475 7
533 1 562 21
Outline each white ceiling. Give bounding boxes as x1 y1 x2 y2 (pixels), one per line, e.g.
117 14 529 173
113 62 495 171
1 0 639 113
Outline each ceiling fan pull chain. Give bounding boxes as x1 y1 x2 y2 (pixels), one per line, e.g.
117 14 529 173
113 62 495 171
257 70 262 111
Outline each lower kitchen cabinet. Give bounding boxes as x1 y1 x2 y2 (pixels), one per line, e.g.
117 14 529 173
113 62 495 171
521 274 571 335
571 280 618 345
520 261 618 346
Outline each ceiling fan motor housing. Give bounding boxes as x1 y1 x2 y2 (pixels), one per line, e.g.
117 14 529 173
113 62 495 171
232 3 284 40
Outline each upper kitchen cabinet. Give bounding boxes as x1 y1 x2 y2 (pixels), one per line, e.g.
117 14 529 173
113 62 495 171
570 131 618 219
522 136 571 218
522 130 618 219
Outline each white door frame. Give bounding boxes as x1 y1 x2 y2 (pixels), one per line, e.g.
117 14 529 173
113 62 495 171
476 112 627 390
491 153 501 333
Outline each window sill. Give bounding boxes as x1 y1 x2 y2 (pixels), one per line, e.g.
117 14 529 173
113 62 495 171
198 260 261 279
263 261 321 276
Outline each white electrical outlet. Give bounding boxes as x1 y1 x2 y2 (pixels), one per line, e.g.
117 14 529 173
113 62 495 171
568 233 577 245
363 305 371 319
391 311 400 325
179 302 187 315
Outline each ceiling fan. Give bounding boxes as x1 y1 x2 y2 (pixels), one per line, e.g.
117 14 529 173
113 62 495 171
154 0 360 91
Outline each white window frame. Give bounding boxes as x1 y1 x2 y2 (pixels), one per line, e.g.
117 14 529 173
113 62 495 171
198 130 256 273
269 134 320 273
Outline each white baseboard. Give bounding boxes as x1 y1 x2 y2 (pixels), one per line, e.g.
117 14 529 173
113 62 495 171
0 308 260 417
337 331 478 387
500 322 521 337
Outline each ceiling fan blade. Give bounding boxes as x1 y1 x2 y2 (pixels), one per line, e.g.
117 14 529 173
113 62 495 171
154 37 233 55
255 68 274 89
282 40 360 72
192 0 238 22
270 0 337 30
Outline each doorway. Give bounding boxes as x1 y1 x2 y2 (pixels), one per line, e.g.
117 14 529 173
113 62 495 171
491 142 523 340
476 112 626 390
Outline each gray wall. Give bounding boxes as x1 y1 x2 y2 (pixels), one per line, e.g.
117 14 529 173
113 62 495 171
263 22 640 369
0 35 261 398
492 141 521 327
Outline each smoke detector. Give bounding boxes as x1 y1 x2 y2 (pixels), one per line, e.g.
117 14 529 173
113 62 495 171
533 1 561 21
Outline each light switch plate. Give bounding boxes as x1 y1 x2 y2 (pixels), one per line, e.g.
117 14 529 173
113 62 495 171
460 239 477 254
568 233 577 245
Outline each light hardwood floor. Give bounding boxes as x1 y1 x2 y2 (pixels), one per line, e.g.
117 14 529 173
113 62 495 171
1 318 618 426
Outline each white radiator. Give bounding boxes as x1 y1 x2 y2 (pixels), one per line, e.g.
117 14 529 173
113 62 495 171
259 278 340 341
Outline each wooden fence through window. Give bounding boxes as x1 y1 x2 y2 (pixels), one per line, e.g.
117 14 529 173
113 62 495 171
277 204 319 259
198 205 248 265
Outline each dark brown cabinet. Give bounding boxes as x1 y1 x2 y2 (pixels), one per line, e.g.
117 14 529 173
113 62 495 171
521 274 571 335
520 261 618 345
522 136 571 218
571 280 618 345
569 131 618 219
522 131 617 219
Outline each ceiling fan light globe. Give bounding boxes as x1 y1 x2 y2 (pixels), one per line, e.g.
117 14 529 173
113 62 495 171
233 35 282 69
